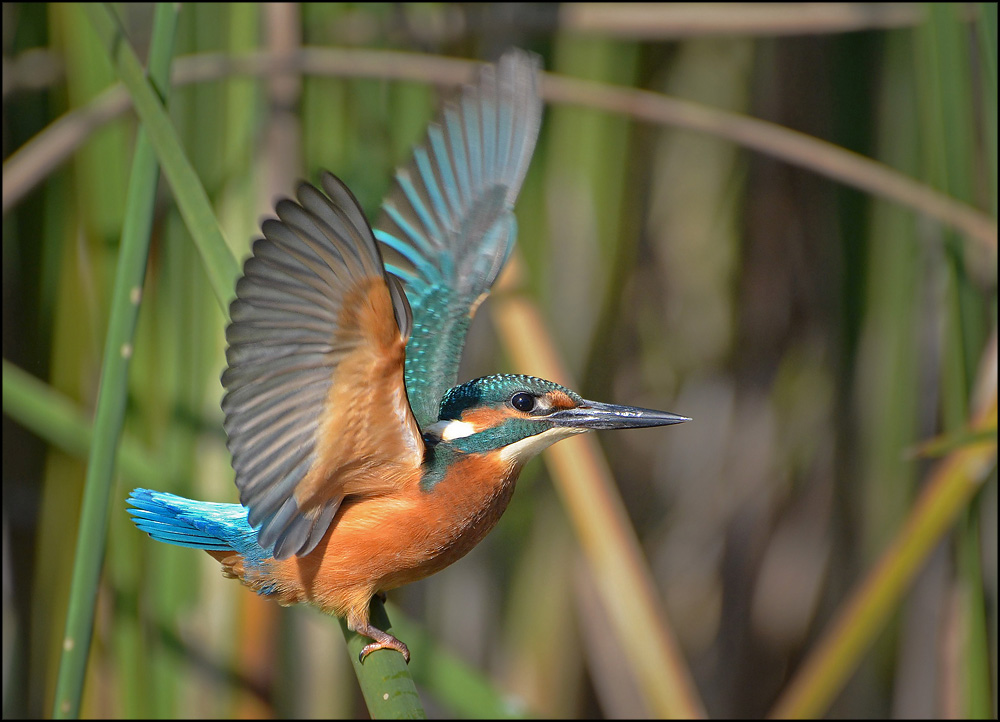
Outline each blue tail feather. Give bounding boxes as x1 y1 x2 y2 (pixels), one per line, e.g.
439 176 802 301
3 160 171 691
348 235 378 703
127 488 271 560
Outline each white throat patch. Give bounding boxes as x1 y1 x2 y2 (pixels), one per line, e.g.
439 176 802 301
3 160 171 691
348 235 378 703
498 425 586 464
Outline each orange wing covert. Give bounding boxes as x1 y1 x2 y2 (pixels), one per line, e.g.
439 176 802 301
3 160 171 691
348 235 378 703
221 173 423 561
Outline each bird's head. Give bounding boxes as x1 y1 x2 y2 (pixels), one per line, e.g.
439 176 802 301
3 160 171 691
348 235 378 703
425 374 689 466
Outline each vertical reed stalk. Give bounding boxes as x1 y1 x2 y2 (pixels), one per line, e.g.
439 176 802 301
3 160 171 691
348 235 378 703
52 5 179 717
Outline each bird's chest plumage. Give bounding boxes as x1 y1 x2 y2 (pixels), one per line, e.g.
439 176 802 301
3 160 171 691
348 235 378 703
409 452 520 572
263 451 521 616
346 452 522 596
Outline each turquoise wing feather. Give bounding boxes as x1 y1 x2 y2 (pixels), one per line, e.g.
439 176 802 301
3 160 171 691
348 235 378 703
374 49 543 428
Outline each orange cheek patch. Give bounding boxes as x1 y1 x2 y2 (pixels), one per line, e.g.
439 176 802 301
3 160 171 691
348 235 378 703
460 406 512 429
548 390 578 410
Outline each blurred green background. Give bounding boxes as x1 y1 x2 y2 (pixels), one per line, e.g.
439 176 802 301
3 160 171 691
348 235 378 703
2 3 996 718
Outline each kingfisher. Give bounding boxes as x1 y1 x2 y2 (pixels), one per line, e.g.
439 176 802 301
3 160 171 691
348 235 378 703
128 49 688 663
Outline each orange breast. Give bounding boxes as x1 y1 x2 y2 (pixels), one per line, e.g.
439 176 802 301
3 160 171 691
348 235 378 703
221 451 521 627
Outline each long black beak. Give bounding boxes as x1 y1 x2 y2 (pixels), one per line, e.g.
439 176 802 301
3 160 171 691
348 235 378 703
548 400 690 430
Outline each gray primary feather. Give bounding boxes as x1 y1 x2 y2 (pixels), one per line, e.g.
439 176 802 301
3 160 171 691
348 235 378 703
222 173 411 560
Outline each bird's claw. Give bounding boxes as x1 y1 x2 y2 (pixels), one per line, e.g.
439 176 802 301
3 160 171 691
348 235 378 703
352 617 410 664
359 638 410 664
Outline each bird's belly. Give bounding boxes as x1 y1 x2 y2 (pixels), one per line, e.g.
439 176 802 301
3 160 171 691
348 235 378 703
260 458 520 618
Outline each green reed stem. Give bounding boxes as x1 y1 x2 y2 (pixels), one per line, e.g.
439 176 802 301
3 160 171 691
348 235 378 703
51 5 178 717
82 2 240 312
339 599 427 719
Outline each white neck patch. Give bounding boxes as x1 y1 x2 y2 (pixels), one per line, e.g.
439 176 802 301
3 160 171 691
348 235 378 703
426 419 477 442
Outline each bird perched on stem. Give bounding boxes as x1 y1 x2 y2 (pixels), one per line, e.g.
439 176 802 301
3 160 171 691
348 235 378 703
128 49 688 663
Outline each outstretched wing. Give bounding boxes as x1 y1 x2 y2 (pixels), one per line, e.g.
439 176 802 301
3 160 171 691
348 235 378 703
374 49 543 428
222 172 423 560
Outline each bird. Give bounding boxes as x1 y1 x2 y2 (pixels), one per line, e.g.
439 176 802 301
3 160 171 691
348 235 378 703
127 48 689 664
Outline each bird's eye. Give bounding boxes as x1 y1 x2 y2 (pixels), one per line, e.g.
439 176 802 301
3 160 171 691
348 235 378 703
510 392 535 413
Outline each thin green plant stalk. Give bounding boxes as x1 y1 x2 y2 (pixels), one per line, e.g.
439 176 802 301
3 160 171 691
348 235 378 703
52 5 179 717
972 9 998 716
384 602 531 718
339 599 426 719
82 3 240 312
958 507 993 717
771 392 997 719
29 10 126 715
916 10 993 718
